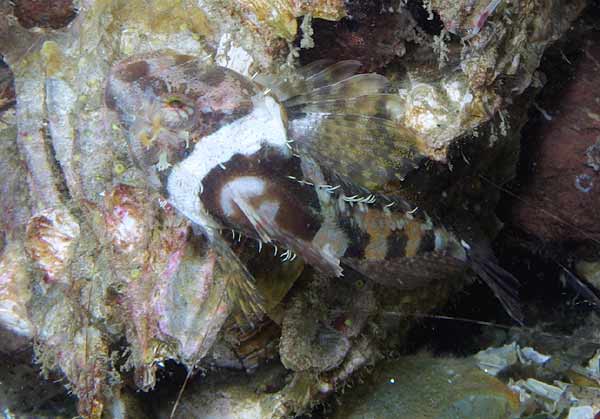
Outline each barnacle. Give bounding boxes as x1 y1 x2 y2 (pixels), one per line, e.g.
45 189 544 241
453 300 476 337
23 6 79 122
155 246 231 367
24 208 80 285
104 184 153 256
0 242 33 337
575 174 594 193
585 138 600 172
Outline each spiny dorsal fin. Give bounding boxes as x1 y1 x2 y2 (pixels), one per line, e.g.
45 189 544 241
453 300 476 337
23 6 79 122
284 73 390 107
256 60 362 101
288 112 425 191
274 60 426 191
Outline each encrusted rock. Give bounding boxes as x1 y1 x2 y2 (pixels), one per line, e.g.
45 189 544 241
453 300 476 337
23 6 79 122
13 0 78 30
510 32 600 242
300 7 418 72
0 242 33 338
233 0 346 41
331 353 521 419
25 208 80 285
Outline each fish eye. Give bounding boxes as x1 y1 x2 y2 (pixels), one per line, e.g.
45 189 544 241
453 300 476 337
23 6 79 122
161 96 194 128
166 96 186 108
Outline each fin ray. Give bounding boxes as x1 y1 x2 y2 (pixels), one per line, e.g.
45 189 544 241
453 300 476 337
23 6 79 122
303 60 362 87
467 253 524 325
284 74 390 107
286 94 406 123
296 59 336 78
256 60 362 101
228 188 343 277
288 112 425 189
559 264 600 308
208 231 265 328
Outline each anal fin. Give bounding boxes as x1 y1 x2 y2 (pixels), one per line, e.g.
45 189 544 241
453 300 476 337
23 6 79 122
343 253 467 290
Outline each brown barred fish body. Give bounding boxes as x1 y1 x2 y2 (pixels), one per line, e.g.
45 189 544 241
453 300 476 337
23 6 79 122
105 51 522 324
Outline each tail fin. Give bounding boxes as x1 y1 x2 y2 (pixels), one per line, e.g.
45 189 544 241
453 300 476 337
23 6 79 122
467 248 524 325
558 262 600 309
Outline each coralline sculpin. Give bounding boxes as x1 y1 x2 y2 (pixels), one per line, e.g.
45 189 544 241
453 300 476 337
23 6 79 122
105 51 522 325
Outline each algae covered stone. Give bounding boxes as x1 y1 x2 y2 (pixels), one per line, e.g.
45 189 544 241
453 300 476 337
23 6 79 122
331 353 520 419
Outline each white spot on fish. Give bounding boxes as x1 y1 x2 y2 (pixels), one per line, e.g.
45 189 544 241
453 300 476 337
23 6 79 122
220 176 266 216
166 95 289 230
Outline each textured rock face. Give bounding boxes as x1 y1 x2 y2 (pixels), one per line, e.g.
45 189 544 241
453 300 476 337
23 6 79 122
0 0 589 417
12 0 78 29
511 32 600 243
0 242 33 338
330 354 520 419
299 9 418 72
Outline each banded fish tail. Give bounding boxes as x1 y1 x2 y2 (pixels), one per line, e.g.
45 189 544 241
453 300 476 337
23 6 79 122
343 240 524 326
327 194 524 325
464 244 524 325
329 196 471 290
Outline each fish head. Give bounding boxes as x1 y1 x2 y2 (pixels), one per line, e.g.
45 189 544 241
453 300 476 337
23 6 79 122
104 51 269 192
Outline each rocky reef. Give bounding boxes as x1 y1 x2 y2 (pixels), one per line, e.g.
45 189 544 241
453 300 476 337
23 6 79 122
0 0 598 418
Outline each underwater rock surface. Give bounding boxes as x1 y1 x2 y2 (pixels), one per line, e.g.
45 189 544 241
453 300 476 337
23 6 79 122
12 0 78 29
511 30 600 243
330 353 520 419
474 335 600 418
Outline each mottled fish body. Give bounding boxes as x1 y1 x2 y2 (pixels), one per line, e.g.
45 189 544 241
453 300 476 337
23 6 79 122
105 51 522 324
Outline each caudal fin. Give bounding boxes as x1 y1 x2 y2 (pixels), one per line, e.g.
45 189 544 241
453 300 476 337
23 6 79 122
467 251 524 326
